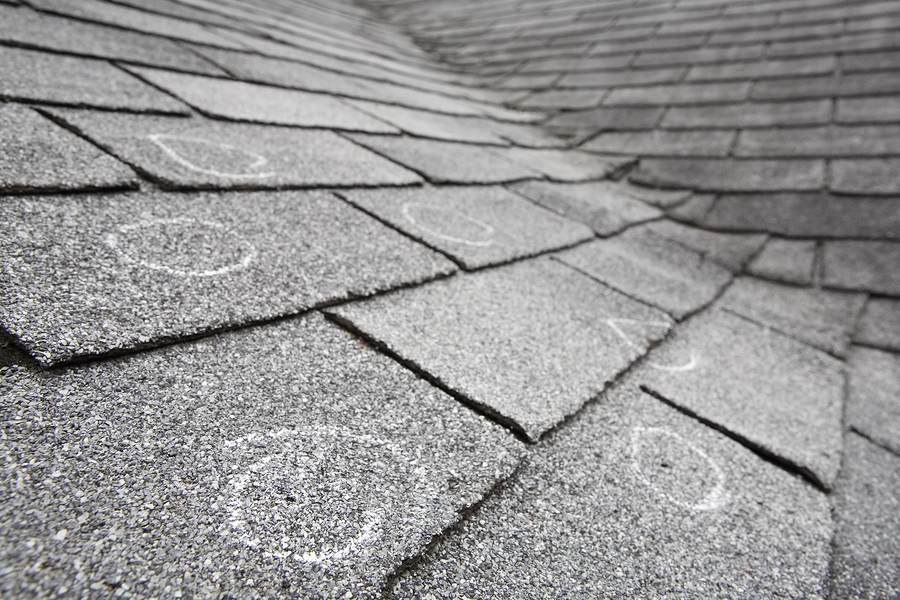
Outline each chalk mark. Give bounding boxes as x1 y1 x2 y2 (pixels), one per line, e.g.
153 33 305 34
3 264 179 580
630 426 729 511
105 217 257 277
606 318 697 372
401 202 496 247
147 133 276 179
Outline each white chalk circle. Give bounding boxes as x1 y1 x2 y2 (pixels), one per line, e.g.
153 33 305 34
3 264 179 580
630 426 729 511
222 426 430 564
105 217 257 277
147 133 276 179
606 318 698 372
401 202 496 247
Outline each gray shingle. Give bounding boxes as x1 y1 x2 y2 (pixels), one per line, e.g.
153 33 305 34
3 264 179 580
642 220 767 271
703 193 900 239
831 158 900 195
823 240 900 295
842 50 900 72
0 47 188 113
830 434 900 600
855 297 900 352
344 99 508 144
630 158 825 192
753 73 900 100
0 314 523 598
639 309 845 489
543 106 664 142
747 238 817 285
686 56 835 82
340 185 593 270
735 126 900 157
393 385 832 599
836 96 900 124
556 227 734 320
0 4 226 75
582 129 734 157
0 190 455 365
0 104 137 194
518 88 606 109
847 347 900 455
493 147 622 181
558 67 685 88
721 276 866 357
125 67 398 132
48 109 421 189
604 82 752 106
509 180 663 236
345 134 540 183
662 100 831 129
328 258 672 441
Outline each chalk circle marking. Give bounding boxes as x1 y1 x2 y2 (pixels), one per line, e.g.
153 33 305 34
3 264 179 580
606 318 698 372
147 133 276 179
630 426 729 511
105 217 257 277
223 426 425 565
401 202 496 247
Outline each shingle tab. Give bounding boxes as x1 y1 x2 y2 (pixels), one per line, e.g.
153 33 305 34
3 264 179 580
630 158 825 192
854 297 900 351
346 134 541 183
0 104 137 194
0 314 523 598
510 180 663 236
328 259 672 441
847 347 900 455
582 129 734 157
0 47 188 113
662 100 831 129
747 238 817 285
341 185 593 269
125 67 399 132
831 158 900 195
639 309 845 489
48 109 421 189
823 240 900 295
556 227 733 319
393 384 832 599
0 190 456 365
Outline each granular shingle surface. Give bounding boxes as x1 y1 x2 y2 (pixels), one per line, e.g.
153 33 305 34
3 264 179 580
0 314 523 598
0 190 454 365
2 0 900 596
329 259 672 441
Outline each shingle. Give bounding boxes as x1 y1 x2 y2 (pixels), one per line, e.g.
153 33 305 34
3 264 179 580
662 100 831 129
482 119 569 148
0 314 523 597
721 277 866 357
340 186 593 270
753 73 900 100
642 220 767 271
708 21 843 46
747 238 816 285
0 190 455 366
345 134 540 183
581 129 734 157
823 240 900 296
344 99 508 144
703 193 900 239
493 147 622 181
518 88 606 109
556 226 733 319
769 31 900 58
604 82 751 105
558 67 685 88
630 158 825 192
855 297 900 352
613 183 692 208
847 347 900 455
836 96 900 124
831 158 900 195
543 106 664 141
0 4 226 75
392 384 832 599
736 126 900 157
327 259 672 441
47 109 421 189
0 104 137 194
639 309 845 489
28 0 245 49
509 180 663 236
633 44 764 67
125 67 397 132
0 47 188 113
686 56 836 82
830 434 900 600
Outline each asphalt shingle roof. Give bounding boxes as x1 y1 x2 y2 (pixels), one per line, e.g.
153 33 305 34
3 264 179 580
1 0 899 597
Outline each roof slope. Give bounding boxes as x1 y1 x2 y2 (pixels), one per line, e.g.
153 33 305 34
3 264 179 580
0 0 899 598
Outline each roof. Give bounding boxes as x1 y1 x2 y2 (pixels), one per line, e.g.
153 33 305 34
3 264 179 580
0 0 898 597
